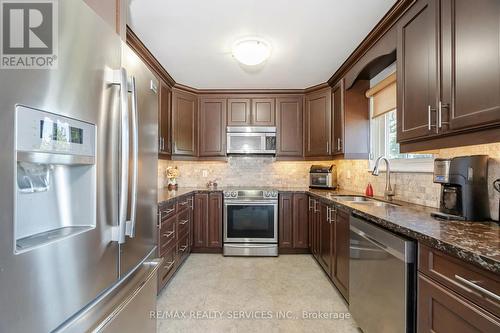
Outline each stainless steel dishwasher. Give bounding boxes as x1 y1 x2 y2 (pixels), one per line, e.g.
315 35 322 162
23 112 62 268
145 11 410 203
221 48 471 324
349 215 416 333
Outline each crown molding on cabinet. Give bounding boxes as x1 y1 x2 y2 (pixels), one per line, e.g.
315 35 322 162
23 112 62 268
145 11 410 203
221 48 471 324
327 0 415 87
126 26 177 88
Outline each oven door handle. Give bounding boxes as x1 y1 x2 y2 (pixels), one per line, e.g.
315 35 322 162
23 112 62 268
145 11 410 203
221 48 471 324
224 201 278 205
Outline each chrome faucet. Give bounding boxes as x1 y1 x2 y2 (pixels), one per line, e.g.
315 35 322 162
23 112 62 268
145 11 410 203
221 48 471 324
372 156 395 200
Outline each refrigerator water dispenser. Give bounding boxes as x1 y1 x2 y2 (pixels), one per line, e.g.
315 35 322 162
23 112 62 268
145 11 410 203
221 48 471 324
15 106 97 253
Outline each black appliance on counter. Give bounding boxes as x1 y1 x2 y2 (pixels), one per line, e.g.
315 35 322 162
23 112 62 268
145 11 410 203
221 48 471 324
432 155 490 221
309 164 337 189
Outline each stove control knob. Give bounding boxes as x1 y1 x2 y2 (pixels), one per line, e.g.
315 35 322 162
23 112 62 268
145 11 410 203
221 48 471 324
231 191 237 198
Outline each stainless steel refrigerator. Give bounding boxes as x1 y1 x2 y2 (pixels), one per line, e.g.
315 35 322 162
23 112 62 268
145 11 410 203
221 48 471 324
0 0 160 332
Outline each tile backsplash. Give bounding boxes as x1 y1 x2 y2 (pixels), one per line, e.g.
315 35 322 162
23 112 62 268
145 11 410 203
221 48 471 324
158 142 500 221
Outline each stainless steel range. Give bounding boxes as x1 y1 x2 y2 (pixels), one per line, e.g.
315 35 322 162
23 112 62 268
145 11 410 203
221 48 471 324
223 188 278 256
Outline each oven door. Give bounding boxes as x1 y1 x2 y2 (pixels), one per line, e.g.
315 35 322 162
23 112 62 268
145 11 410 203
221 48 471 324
224 200 278 243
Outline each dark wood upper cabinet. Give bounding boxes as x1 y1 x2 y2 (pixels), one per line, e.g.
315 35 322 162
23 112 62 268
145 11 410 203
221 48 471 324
331 79 370 159
331 208 350 300
252 98 276 126
227 98 251 126
292 193 309 249
332 83 344 155
417 274 500 332
304 89 332 157
199 97 226 157
397 0 439 142
207 193 222 248
398 0 500 151
276 96 303 157
158 82 172 156
441 0 500 131
279 193 293 249
172 89 198 156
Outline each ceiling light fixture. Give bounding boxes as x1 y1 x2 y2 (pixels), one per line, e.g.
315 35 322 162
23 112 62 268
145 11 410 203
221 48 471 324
232 37 271 66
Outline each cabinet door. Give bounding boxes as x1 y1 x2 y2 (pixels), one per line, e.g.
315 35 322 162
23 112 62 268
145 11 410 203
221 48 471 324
199 98 226 157
332 82 344 155
252 98 276 126
441 0 500 131
158 82 172 155
332 208 349 300
193 193 208 248
318 201 332 276
276 96 303 157
304 89 332 156
397 0 439 142
279 193 293 248
207 193 222 248
292 194 309 249
172 90 197 156
417 274 500 333
227 98 251 126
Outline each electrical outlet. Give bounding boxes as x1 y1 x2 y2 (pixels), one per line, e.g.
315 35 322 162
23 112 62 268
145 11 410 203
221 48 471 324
202 170 208 178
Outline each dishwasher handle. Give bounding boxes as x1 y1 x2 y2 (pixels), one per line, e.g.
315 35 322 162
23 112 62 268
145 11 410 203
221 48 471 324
350 216 415 263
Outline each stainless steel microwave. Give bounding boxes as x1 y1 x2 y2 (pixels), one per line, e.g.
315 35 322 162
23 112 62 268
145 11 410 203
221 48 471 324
226 127 276 155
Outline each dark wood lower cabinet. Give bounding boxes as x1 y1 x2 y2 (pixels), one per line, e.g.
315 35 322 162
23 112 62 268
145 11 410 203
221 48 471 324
331 207 350 300
157 195 193 293
418 274 500 333
318 201 333 275
279 193 309 251
193 192 223 252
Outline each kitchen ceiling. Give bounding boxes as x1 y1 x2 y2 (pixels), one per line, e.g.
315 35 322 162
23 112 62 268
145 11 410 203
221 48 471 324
128 0 397 89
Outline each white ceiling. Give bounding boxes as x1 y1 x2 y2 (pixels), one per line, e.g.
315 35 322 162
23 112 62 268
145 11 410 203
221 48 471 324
128 0 397 89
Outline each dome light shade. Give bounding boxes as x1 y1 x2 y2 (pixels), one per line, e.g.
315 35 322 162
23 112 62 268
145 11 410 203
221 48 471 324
232 38 271 66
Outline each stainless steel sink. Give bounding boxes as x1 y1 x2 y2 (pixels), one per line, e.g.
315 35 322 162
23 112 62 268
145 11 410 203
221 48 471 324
329 195 399 207
330 196 374 202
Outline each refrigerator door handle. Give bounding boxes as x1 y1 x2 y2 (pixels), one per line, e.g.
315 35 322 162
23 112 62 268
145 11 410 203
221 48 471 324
109 68 130 244
126 76 139 238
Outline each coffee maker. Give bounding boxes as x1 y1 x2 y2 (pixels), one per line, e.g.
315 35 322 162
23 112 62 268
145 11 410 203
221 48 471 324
432 155 490 221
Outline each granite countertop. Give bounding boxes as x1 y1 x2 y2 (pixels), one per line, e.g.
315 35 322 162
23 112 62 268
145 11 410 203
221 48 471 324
157 186 500 274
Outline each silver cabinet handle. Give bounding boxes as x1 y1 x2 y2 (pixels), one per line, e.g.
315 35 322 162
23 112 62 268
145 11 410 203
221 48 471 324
438 101 442 128
314 200 319 213
164 261 175 270
326 141 329 154
337 138 341 151
163 230 174 237
330 206 337 223
454 275 500 302
163 207 175 215
179 200 188 206
308 198 314 211
179 219 189 225
179 245 188 252
326 207 330 224
428 105 432 131
187 197 193 209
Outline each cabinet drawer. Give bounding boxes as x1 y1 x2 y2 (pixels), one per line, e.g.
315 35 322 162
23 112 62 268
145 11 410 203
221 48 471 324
418 274 500 332
419 244 500 317
159 214 176 256
159 201 176 221
177 208 190 239
158 245 177 291
177 232 190 263
176 196 191 212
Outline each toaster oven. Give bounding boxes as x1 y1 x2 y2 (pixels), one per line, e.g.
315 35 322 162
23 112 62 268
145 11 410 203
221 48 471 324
309 164 337 189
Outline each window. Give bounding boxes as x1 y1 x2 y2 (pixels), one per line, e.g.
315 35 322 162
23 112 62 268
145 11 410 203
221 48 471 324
368 67 434 172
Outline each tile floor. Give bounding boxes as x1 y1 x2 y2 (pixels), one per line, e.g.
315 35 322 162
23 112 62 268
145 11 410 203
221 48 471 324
157 254 360 333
